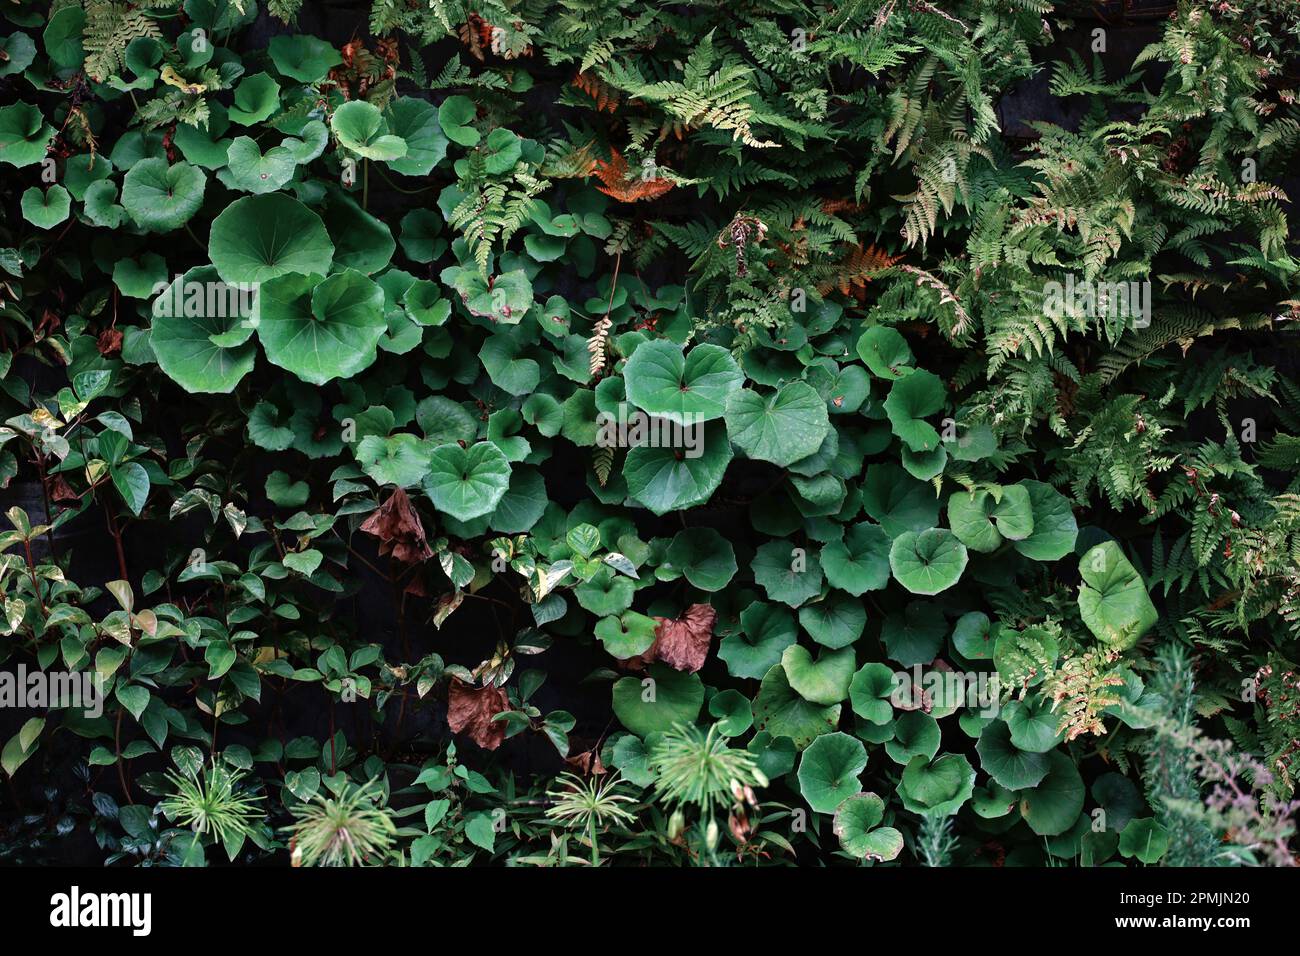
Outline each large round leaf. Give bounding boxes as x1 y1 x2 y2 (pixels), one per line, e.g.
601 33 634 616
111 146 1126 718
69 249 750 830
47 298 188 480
1018 750 1085 835
623 420 732 515
665 526 737 591
833 792 903 861
883 369 945 452
880 601 947 666
423 441 512 522
120 158 206 231
889 528 968 595
751 664 841 751
820 522 891 595
1078 542 1157 650
947 484 1034 553
781 644 855 705
862 464 939 538
20 185 69 228
724 381 830 467
898 753 975 817
797 593 865 649
1014 480 1078 561
257 269 387 385
797 731 866 813
208 193 334 284
623 340 742 425
611 664 703 737
150 266 257 393
975 719 1049 791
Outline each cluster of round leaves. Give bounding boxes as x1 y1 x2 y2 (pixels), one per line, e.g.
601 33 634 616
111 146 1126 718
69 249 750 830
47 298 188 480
1 8 1166 866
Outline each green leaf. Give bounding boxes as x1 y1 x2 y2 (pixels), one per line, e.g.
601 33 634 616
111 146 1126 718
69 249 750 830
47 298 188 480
611 663 703 737
751 663 841 751
724 381 830 467
975 720 1049 791
1018 750 1084 836
283 549 323 576
1118 818 1169 863
423 442 512 522
820 522 891 595
225 137 297 194
898 753 975 817
111 462 150 515
889 528 968 595
797 731 866 813
665 527 737 591
861 464 939 538
268 34 342 83
718 602 797 680
331 100 408 161
848 662 896 724
258 270 387 385
856 326 914 380
797 593 866 649
208 193 334 284
20 185 69 228
594 610 658 659
623 420 732 515
120 158 206 231
1078 542 1157 650
624 340 743 425
781 644 855 705
150 266 258 393
0 101 55 167
386 98 448 176
833 792 903 861
883 369 945 452
947 484 1034 552
752 540 824 607
438 95 480 147
227 73 281 126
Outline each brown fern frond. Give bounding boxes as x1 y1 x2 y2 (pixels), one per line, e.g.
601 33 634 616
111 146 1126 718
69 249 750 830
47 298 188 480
816 243 904 299
593 446 614 487
588 316 613 378
592 149 674 202
571 72 621 113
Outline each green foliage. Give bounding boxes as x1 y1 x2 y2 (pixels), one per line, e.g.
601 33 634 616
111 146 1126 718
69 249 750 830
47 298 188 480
1 0 1297 870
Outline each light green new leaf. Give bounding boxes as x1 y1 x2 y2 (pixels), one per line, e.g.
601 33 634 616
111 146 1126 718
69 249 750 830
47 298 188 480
423 441 511 522
889 528 968 595
257 270 387 385
1078 542 1157 650
725 381 830 468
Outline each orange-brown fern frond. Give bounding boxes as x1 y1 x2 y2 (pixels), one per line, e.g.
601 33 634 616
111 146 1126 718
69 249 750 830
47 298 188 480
592 149 674 202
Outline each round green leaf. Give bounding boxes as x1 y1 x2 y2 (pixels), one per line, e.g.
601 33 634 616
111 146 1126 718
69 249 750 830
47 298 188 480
438 94 480 147
227 73 281 126
665 527 737 592
623 420 732 515
752 540 824 607
258 269 387 385
120 158 206 231
717 602 797 680
856 325 914 380
1015 480 1078 561
798 731 866 813
849 662 896 724
595 610 658 660
208 193 334 284
751 663 841 751
386 97 448 176
1018 750 1085 836
880 601 947 666
423 441 512 522
898 752 975 817
624 340 743 425
781 644 855 705
20 184 69 228
797 593 866 649
1078 542 1157 650
834 792 903 861
975 719 1050 791
862 464 939 538
884 710 941 765
150 266 257 393
889 528 968 595
0 101 54 167
268 34 342 83
611 664 703 737
883 369 945 452
820 522 891 595
951 610 995 660
1118 818 1169 863
724 381 830 467
331 100 407 161
224 137 296 193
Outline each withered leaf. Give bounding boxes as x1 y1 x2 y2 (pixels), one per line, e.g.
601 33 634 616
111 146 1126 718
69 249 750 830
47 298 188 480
649 603 717 673
446 678 510 751
359 487 434 564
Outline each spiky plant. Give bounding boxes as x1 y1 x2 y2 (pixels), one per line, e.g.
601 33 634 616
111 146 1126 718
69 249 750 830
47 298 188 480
284 778 397 867
160 761 263 847
647 723 768 818
545 771 638 866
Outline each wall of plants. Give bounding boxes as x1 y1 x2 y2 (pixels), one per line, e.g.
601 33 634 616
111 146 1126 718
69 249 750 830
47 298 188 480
1 0 1298 867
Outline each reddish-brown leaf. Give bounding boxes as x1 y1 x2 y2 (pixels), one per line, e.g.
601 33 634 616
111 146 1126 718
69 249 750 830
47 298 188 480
648 603 717 673
358 487 434 565
446 679 510 751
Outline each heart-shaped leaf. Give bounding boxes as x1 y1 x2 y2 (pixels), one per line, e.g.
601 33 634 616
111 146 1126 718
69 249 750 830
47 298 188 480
423 441 512 522
331 100 408 161
724 381 830 467
150 266 258 393
257 269 387 385
833 792 903 861
121 158 206 231
883 369 945 452
624 340 743 425
208 193 334 284
611 663 703 737
1078 542 1157 650
889 528 968 594
798 731 866 813
781 644 855 705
